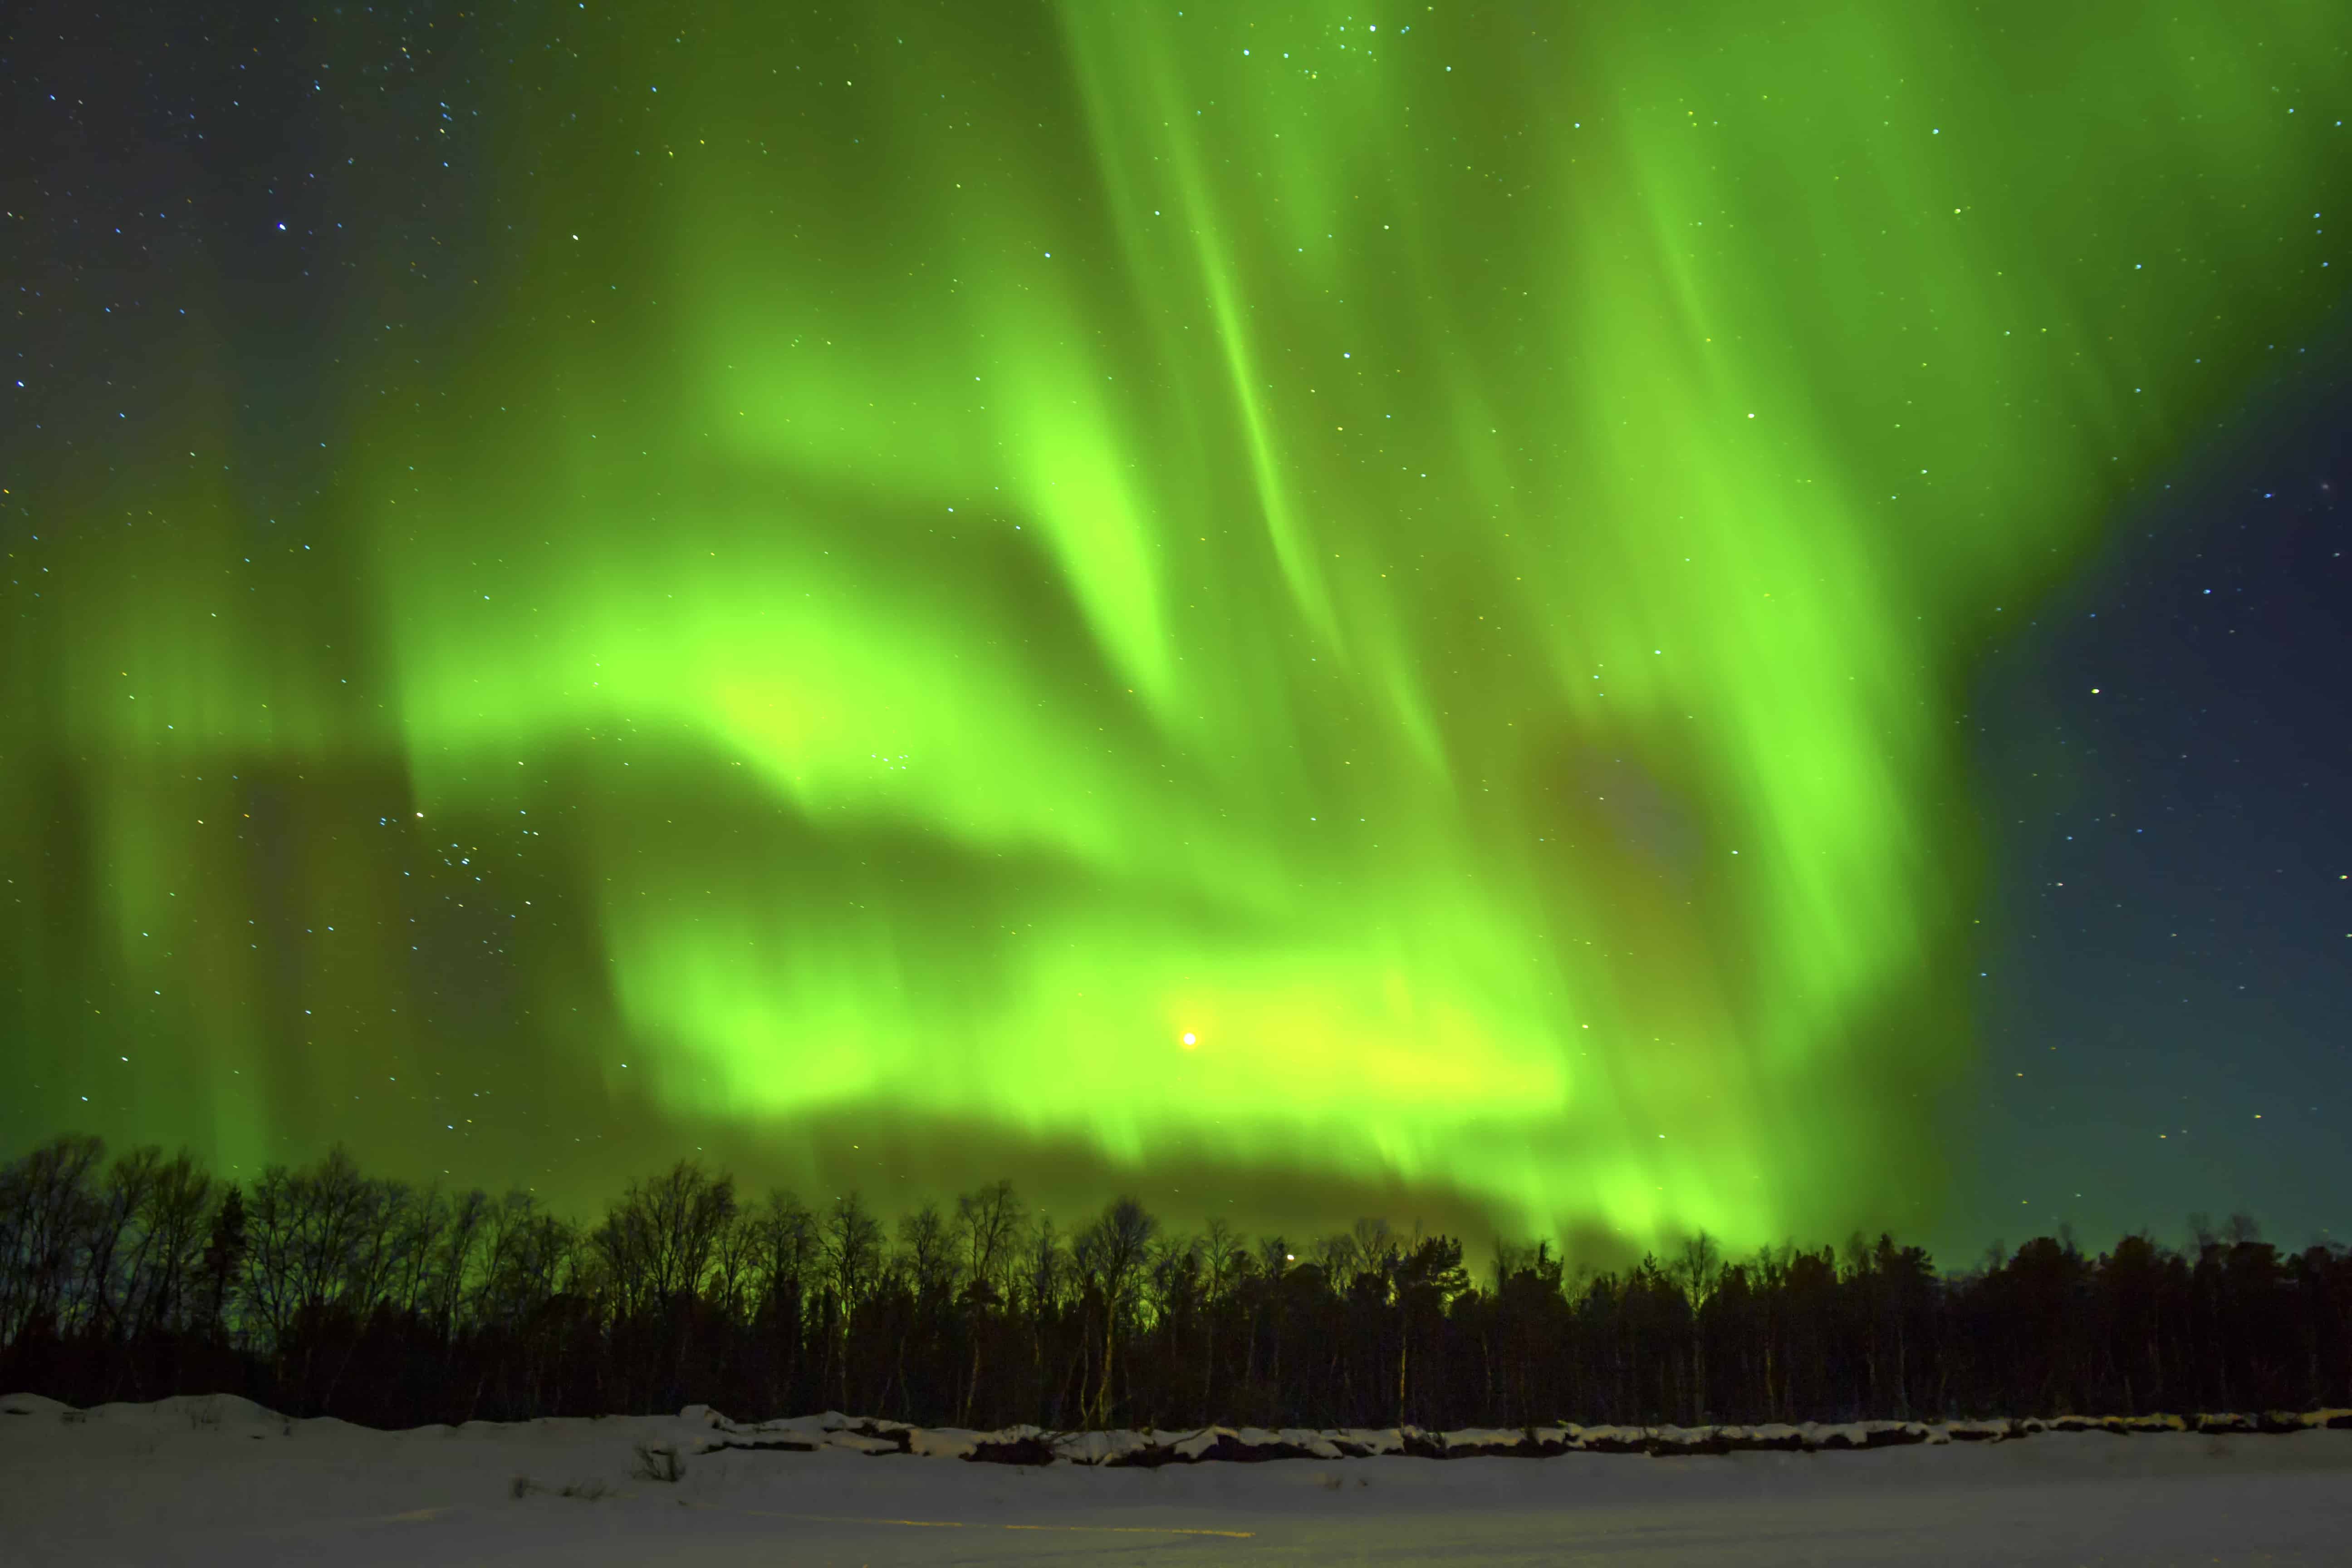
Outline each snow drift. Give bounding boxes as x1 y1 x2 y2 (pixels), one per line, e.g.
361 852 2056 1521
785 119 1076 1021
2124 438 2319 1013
670 1401 2352 1464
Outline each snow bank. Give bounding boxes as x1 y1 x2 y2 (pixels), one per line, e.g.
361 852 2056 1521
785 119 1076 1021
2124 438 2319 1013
653 1399 2352 1465
19 1391 2340 1474
8 1391 2350 1568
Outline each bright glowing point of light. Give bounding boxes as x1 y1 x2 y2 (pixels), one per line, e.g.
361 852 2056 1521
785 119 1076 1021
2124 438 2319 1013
1182 1033 1197 1048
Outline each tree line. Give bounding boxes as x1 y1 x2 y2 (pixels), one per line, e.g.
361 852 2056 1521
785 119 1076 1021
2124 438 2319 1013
3 1134 2346 1432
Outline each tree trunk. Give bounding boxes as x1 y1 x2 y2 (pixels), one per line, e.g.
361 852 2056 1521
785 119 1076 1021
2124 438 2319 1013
1396 1305 1410 1428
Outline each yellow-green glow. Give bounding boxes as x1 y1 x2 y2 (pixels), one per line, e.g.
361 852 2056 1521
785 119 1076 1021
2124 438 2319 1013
6 2 2346 1250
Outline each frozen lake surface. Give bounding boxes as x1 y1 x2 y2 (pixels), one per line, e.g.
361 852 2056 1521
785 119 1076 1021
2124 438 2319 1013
5 1394 2349 1566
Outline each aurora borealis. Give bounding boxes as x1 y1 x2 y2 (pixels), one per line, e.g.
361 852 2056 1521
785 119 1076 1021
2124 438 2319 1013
5 3 2347 1255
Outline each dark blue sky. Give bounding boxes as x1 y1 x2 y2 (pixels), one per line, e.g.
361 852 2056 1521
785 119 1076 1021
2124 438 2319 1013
1960 317 2349 1261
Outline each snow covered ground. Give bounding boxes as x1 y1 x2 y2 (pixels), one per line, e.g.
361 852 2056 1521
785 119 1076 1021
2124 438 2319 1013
5 1394 2350 1566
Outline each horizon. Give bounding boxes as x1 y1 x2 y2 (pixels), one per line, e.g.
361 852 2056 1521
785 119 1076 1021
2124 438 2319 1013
5 1128 2334 1278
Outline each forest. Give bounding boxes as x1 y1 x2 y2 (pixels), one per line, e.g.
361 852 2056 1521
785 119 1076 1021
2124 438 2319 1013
4 1134 2346 1434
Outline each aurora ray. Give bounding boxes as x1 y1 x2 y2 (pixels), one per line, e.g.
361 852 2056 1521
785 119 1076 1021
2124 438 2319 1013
5 1 2345 1249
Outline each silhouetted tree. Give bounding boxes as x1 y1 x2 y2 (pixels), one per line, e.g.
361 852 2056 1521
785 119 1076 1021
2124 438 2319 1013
1074 1196 1156 1428
6 1136 2350 1432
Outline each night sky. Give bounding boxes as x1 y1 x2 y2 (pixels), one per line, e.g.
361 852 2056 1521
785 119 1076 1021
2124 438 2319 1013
1965 331 2348 1260
4 2 2346 1264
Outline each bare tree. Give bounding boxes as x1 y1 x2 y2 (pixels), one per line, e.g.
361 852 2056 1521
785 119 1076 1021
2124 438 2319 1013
76 1146 162 1345
127 1152 214 1343
0 1135 104 1348
1012 1212 1068 1424
1195 1218 1245 1411
955 1180 1024 1304
1200 1218 1244 1305
425 1190 491 1350
751 1190 819 1312
897 1204 958 1303
948 1182 1023 1426
824 1192 884 1306
748 1190 818 1414
238 1159 316 1364
1020 1214 1069 1319
596 1161 736 1315
1670 1231 1724 1424
823 1193 883 1410
1075 1197 1157 1429
707 1200 760 1325
198 1184 246 1341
